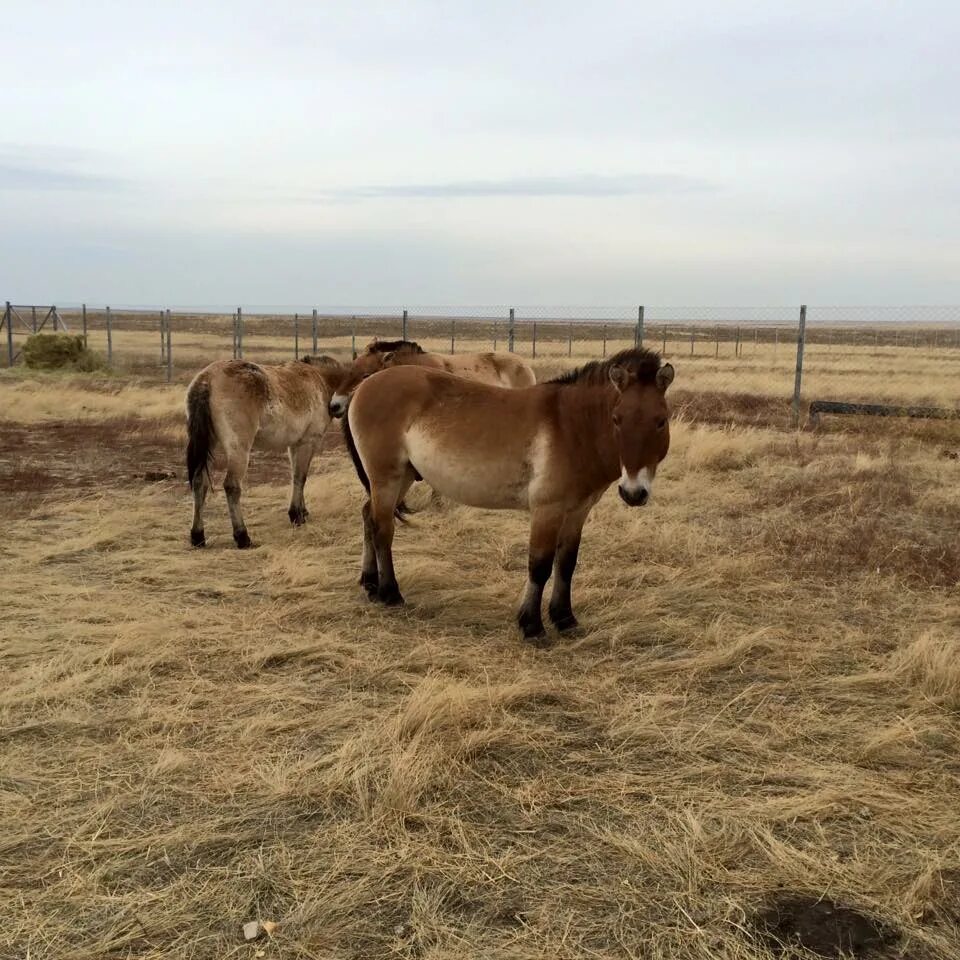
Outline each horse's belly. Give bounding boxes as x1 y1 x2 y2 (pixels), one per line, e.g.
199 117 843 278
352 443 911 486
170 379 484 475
256 407 324 450
405 430 529 510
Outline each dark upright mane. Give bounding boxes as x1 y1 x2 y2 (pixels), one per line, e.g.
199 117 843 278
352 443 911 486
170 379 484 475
365 339 425 355
548 347 663 387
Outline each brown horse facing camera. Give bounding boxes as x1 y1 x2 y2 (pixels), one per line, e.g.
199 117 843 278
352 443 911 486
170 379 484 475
327 339 536 417
185 356 344 548
342 347 675 643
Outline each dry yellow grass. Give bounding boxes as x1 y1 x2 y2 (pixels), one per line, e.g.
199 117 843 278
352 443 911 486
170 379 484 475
2 371 960 959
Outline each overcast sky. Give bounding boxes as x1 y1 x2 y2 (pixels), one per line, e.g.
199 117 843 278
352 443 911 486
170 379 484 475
2 0 957 307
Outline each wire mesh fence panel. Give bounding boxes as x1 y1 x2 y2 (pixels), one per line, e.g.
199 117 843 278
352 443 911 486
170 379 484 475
802 307 960 411
642 308 804 407
6 304 960 427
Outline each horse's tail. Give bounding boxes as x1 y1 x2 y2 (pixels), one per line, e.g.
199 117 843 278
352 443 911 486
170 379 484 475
186 376 215 487
342 402 410 523
342 402 370 494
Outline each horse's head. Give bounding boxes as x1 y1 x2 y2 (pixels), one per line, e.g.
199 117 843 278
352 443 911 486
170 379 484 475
328 340 423 417
609 361 674 506
328 350 389 417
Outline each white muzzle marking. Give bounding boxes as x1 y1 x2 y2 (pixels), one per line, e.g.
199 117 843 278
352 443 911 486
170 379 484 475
329 393 349 418
618 466 653 506
620 466 653 496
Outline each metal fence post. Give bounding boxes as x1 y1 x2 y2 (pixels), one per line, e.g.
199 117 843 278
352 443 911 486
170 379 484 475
31 306 37 333
774 328 779 359
294 313 299 359
735 325 741 357
532 320 537 358
402 309 408 341
232 310 238 358
106 306 113 366
82 303 88 347
567 322 572 357
508 308 515 353
450 318 456 354
312 308 318 355
493 320 498 352
690 329 695 356
791 305 807 427
351 315 357 358
165 310 172 383
662 326 667 358
160 310 166 362
636 305 644 347
715 325 720 358
51 305 57 333
4 301 12 367
237 307 243 358
602 323 607 357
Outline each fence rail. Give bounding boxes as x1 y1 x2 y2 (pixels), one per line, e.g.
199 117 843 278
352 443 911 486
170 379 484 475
3 303 960 422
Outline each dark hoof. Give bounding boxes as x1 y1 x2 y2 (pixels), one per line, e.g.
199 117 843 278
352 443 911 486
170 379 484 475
518 610 547 644
549 610 579 632
234 530 252 549
190 529 206 548
288 507 306 526
378 583 405 606
360 572 379 598
522 627 551 648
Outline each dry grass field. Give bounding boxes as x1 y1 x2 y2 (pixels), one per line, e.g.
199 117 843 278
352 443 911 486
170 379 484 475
2 349 960 959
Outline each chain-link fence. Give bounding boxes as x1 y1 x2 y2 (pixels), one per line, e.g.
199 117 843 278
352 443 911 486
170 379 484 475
4 302 959 425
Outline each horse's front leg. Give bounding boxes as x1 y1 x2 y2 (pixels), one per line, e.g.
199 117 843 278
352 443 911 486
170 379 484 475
518 507 563 645
548 504 592 632
287 441 316 525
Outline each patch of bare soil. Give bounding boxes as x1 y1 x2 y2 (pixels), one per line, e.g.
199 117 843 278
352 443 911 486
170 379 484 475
753 894 897 958
0 417 346 511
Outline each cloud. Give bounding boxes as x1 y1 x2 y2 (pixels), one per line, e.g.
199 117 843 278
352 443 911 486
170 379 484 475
0 147 127 192
299 173 715 202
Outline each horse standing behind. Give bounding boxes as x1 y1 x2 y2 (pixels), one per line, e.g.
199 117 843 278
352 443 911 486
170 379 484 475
342 347 675 643
186 356 344 548
328 339 536 417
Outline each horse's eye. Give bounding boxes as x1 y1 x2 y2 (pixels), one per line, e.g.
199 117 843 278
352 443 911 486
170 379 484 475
612 413 622 428
656 418 668 431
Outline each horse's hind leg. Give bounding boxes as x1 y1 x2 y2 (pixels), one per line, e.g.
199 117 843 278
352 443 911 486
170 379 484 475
359 499 378 597
190 469 212 547
368 471 415 606
223 450 253 549
518 507 563 644
287 441 315 525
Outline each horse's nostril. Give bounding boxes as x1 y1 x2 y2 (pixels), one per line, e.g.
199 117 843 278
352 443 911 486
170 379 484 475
618 485 649 507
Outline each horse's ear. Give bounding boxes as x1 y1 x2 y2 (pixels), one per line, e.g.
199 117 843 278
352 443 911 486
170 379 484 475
609 365 631 392
656 363 675 391
381 351 395 365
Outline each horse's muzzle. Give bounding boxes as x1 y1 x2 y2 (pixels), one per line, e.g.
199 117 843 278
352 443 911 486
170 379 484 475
618 485 649 507
328 398 347 418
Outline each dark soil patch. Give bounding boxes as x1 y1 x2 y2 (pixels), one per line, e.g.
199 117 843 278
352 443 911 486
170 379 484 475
0 418 347 516
752 893 897 958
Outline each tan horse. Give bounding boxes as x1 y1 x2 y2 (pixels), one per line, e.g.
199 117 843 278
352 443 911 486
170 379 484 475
327 339 536 417
342 347 675 643
186 356 344 548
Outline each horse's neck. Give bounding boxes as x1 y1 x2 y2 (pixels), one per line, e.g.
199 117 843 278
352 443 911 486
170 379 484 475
554 385 620 486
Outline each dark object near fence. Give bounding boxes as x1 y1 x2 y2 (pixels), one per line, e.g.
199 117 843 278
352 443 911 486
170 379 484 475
808 399 960 426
